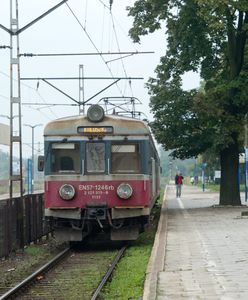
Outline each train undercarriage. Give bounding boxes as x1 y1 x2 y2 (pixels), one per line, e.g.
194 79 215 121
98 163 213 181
45 205 150 242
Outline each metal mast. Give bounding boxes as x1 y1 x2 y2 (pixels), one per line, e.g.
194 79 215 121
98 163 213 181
0 0 69 251
0 0 69 200
10 0 23 199
79 64 85 114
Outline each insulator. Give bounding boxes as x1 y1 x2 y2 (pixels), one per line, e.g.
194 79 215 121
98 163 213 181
23 53 34 57
110 0 113 9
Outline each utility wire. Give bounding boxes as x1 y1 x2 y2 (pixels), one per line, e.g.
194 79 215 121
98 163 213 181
0 70 57 119
23 143 44 153
26 104 56 120
22 102 79 107
97 0 137 100
65 2 124 96
98 0 108 9
20 51 153 57
100 4 106 51
110 12 128 77
97 0 138 53
84 0 88 30
0 93 9 101
110 11 133 97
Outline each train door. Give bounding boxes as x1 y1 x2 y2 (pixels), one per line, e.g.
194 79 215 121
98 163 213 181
151 157 156 198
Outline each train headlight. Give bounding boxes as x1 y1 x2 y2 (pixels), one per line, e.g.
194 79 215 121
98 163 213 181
87 104 105 122
117 183 133 200
59 184 75 200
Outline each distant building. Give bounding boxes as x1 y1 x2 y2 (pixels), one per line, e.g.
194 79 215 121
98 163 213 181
0 123 10 146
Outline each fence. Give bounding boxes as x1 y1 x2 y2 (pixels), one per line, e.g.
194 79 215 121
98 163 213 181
0 193 51 258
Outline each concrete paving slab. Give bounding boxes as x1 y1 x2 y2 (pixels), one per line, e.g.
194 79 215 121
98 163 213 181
143 184 248 299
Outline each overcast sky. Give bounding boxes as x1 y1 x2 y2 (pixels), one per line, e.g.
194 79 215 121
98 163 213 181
0 0 199 157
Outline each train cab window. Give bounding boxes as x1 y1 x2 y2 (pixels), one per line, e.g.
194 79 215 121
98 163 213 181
60 156 74 171
86 142 105 173
111 144 141 174
50 143 80 173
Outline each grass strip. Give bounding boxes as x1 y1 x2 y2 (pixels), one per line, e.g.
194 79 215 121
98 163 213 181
100 199 162 300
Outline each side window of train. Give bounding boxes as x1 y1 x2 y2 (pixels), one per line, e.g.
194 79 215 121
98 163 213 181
111 143 141 174
86 142 105 173
50 143 80 173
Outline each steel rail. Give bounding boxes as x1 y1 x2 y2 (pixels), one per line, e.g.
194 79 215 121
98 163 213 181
0 247 71 300
90 245 128 300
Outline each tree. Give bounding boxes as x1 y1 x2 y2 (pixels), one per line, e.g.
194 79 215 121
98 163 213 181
128 0 248 205
160 147 198 177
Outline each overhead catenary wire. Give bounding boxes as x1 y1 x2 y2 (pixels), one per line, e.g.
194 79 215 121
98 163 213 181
65 2 124 97
2 1 135 117
97 0 140 104
110 11 133 97
41 79 80 105
108 3 113 55
22 102 79 107
19 51 154 58
30 90 58 120
0 70 58 119
20 76 143 80
23 143 44 153
20 76 143 113
110 13 129 78
25 104 56 120
97 0 139 54
83 0 88 30
19 1 153 114
98 0 109 11
100 3 106 51
0 93 9 101
1 1 150 120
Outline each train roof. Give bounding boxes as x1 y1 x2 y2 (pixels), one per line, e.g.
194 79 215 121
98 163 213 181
44 114 151 136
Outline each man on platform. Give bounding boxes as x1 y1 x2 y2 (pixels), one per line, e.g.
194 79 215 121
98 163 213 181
175 172 184 198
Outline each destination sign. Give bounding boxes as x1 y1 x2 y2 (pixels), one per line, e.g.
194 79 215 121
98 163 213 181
78 126 113 134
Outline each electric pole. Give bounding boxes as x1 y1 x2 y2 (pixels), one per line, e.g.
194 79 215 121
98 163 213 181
9 0 22 200
0 0 68 250
79 64 85 114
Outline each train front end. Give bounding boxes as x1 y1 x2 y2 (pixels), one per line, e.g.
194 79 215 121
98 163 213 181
42 105 160 241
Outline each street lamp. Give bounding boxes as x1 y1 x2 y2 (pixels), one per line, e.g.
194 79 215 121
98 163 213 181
0 114 23 135
24 124 42 193
0 114 20 120
0 114 22 135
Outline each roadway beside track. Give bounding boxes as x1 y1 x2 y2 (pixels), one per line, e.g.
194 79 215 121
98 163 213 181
144 183 248 299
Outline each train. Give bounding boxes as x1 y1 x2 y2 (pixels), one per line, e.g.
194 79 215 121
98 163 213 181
38 104 160 241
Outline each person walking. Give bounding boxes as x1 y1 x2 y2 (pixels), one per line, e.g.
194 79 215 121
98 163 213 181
175 172 184 197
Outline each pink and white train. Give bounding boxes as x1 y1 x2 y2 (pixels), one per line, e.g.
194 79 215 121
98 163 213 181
39 104 160 241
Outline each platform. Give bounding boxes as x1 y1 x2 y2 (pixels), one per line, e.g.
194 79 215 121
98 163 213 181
143 184 248 299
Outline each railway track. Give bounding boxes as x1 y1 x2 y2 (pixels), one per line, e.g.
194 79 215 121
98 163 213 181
0 244 127 300
0 248 71 300
90 245 127 300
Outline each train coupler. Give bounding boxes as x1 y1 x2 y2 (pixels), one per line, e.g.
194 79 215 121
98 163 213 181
85 205 107 221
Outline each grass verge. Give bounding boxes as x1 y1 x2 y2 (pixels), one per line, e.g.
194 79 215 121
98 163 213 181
100 195 163 300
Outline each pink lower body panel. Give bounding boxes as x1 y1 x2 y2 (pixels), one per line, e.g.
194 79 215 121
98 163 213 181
45 180 151 209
